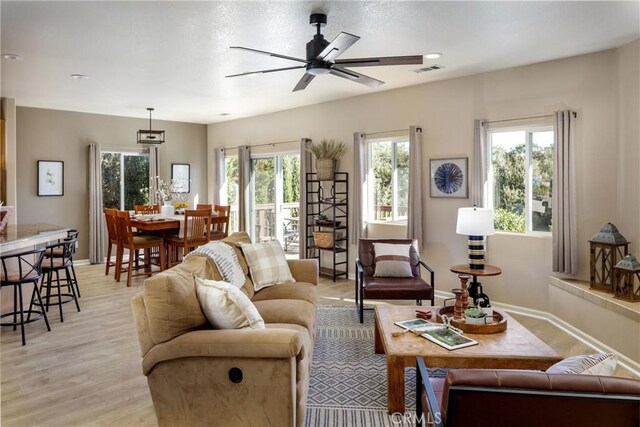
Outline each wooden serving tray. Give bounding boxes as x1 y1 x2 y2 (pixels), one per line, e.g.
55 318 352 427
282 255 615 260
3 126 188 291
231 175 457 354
436 306 508 334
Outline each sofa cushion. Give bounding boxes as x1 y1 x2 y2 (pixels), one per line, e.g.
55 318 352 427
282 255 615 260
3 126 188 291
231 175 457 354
251 282 318 305
373 242 413 277
546 353 618 376
241 241 295 291
253 299 316 340
195 277 265 330
143 257 213 344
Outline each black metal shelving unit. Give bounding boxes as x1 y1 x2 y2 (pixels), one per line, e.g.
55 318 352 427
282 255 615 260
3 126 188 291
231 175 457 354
305 172 349 281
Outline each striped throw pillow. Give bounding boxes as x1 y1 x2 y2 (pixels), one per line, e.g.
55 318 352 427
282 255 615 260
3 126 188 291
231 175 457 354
373 243 413 278
241 240 295 291
546 353 618 375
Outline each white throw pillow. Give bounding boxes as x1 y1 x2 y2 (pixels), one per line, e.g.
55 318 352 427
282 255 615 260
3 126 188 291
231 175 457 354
194 277 265 330
241 241 295 291
546 353 618 376
373 243 413 277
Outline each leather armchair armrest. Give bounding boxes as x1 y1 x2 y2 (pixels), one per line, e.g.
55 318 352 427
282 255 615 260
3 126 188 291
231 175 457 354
419 260 435 289
287 259 319 285
417 357 445 427
142 328 305 375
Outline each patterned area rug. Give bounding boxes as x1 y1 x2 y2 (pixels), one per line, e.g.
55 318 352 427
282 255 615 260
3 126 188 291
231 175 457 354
305 306 448 427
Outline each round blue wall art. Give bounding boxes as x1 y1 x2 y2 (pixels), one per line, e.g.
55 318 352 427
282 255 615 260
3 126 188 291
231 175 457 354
434 162 464 194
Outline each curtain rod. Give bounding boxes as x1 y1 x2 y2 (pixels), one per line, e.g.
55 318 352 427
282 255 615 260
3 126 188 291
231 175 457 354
365 129 409 137
223 139 300 151
484 112 576 125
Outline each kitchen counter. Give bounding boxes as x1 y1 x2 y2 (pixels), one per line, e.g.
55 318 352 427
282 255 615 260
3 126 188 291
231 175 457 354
0 223 69 254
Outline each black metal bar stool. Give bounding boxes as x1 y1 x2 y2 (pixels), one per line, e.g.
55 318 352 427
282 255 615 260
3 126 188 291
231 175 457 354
47 229 81 297
1 248 51 345
36 239 81 322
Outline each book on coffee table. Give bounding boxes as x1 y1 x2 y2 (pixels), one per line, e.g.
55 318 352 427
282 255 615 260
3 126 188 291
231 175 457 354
420 328 478 351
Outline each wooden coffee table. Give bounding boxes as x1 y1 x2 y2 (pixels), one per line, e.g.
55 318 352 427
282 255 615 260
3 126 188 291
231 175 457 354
374 305 562 414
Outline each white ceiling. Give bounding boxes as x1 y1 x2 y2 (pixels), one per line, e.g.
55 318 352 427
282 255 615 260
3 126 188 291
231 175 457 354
1 1 638 124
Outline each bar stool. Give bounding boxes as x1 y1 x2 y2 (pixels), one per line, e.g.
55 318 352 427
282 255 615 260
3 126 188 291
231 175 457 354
47 229 81 297
37 239 81 322
1 248 50 345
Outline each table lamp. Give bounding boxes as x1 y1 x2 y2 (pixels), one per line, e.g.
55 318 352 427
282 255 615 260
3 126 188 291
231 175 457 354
456 207 495 270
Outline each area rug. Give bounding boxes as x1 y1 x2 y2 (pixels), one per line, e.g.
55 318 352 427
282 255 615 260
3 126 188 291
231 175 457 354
305 306 448 427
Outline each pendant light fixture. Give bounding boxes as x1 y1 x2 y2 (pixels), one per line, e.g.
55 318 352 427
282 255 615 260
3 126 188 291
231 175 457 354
137 107 165 144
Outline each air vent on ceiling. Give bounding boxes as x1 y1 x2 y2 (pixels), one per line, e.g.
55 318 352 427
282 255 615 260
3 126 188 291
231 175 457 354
413 64 445 73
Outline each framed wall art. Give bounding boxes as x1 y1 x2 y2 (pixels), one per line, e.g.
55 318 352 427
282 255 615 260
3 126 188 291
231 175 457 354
171 163 190 193
37 160 64 196
430 157 468 198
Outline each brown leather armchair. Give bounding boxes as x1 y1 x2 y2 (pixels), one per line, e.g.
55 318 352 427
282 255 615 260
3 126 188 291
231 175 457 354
355 238 435 323
416 357 640 427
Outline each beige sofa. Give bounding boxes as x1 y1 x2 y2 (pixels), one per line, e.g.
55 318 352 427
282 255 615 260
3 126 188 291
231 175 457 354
131 232 318 427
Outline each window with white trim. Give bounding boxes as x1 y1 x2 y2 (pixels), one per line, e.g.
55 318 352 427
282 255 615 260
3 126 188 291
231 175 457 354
367 136 409 222
101 150 149 210
488 126 554 233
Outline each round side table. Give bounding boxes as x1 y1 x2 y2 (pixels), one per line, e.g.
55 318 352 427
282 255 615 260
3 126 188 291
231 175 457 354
449 264 502 306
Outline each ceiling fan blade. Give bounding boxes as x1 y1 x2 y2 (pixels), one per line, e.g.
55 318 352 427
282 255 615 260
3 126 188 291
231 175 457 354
226 65 306 78
317 32 360 63
334 55 424 67
330 65 384 87
292 73 315 92
230 46 308 64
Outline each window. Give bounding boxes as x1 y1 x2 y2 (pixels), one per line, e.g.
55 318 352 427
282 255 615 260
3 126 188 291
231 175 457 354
101 151 149 210
367 136 409 222
488 126 553 233
225 155 239 233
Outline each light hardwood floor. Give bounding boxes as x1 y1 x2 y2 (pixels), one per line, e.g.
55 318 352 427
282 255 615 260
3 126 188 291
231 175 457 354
1 263 637 426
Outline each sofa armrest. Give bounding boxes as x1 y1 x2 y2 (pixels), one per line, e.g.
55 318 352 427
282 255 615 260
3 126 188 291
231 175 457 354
287 258 319 285
142 328 304 375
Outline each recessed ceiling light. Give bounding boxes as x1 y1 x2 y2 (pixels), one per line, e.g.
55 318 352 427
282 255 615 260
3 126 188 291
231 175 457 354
2 53 23 60
425 53 442 60
70 74 89 79
219 113 231 116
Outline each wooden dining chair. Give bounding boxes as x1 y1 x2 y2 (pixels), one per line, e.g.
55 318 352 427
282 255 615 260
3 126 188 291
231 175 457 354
167 209 211 267
196 204 212 210
134 204 160 214
115 210 165 287
104 208 120 277
210 204 231 240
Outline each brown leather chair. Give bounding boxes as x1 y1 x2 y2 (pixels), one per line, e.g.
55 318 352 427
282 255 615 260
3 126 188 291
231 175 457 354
416 357 640 427
355 238 434 323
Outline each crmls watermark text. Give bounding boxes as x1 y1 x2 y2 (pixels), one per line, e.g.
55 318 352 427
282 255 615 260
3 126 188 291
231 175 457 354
390 412 441 426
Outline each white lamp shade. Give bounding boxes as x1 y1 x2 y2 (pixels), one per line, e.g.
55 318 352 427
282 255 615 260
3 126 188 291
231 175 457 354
456 207 495 236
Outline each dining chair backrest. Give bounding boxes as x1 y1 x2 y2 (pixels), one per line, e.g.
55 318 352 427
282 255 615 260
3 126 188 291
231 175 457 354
183 209 211 246
115 210 135 247
104 208 119 244
212 205 231 237
196 204 212 210
134 204 160 214
1 247 46 284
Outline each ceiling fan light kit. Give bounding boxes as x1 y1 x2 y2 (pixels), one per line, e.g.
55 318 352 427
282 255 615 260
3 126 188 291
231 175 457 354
137 107 165 144
227 13 423 92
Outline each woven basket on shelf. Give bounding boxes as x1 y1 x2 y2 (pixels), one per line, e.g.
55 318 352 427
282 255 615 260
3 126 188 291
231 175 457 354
313 231 334 249
315 159 336 181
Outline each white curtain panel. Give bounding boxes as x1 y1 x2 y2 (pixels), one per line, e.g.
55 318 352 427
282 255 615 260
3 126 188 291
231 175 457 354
89 143 105 264
148 146 159 205
299 138 312 258
552 110 578 274
407 126 424 250
471 119 488 207
238 145 251 232
212 147 226 205
351 132 367 245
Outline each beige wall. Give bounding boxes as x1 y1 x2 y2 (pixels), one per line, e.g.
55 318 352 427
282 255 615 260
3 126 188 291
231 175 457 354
1 97 18 219
16 107 207 259
208 44 639 314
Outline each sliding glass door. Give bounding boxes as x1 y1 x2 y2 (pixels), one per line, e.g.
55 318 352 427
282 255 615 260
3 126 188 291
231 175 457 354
250 154 300 253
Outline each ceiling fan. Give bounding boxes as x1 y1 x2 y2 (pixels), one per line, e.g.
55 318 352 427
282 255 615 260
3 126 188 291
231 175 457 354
226 13 424 92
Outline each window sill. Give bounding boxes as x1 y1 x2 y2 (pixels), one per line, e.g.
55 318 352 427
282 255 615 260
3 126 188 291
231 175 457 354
367 220 407 226
494 230 551 239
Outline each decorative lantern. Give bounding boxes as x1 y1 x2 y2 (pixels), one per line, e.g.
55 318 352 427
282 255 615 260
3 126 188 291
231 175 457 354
589 223 628 292
613 254 640 302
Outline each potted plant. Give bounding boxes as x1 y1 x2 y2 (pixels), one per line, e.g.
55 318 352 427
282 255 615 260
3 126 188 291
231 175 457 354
308 139 345 180
315 213 342 227
464 307 488 325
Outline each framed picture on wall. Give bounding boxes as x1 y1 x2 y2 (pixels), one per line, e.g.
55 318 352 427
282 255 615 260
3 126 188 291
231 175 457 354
37 160 64 196
429 157 468 198
171 163 190 193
